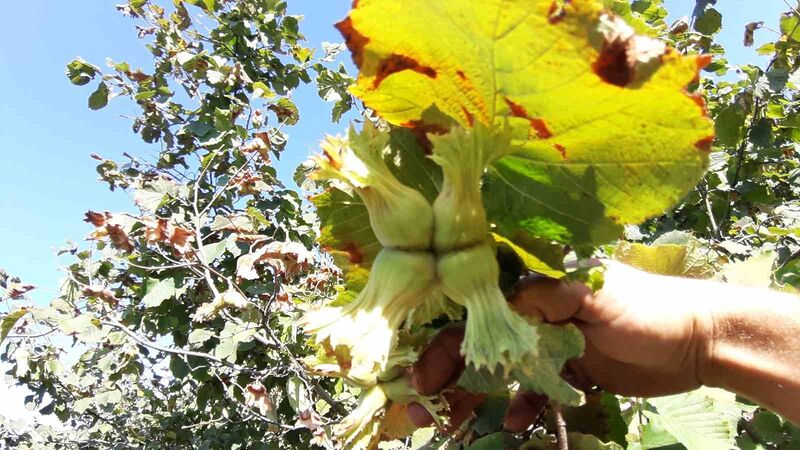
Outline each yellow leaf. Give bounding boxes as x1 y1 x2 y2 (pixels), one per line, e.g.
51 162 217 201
339 0 714 244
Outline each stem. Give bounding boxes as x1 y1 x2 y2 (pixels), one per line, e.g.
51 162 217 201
102 319 261 374
553 402 569 450
698 181 720 239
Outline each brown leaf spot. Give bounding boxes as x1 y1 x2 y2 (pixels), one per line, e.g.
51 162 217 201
695 136 714 153
530 118 553 139
593 39 634 87
461 106 474 127
548 1 566 24
321 145 343 170
504 98 530 118
335 17 370 69
505 98 553 139
340 242 364 264
696 54 713 71
689 54 713 86
456 70 467 81
689 93 709 117
374 54 437 88
400 120 449 154
83 211 107 227
554 144 567 159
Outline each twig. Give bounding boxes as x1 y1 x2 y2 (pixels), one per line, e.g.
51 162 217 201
259 317 348 416
553 402 569 450
6 328 58 340
102 319 259 374
698 181 720 239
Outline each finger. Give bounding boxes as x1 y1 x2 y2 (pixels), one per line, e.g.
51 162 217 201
406 389 486 430
504 391 548 432
510 277 593 323
410 326 465 395
407 402 434 428
575 341 697 397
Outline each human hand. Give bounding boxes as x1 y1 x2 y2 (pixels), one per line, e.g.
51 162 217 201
407 262 715 431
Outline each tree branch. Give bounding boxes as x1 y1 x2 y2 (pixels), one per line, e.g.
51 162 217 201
553 402 569 450
102 319 258 374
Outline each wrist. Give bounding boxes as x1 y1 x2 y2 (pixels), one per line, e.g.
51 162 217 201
692 300 719 388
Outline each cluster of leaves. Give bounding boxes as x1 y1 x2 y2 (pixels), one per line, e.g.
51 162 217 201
293 0 800 449
1 1 800 450
1 0 358 448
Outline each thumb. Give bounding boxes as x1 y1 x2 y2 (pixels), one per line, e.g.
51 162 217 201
509 276 593 323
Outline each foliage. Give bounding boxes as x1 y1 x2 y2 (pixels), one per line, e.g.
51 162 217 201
1 0 800 450
1 0 355 448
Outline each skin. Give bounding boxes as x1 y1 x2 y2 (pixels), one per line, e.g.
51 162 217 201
407 261 800 430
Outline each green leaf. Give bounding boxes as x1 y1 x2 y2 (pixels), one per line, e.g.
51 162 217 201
410 427 436 450
213 321 256 363
269 98 300 125
722 251 776 288
57 315 105 343
188 328 216 345
251 81 275 99
186 121 214 138
457 366 508 394
751 411 785 445
693 8 723 35
95 389 123 407
602 0 661 36
385 128 443 202
644 389 737 450
186 0 216 12
0 308 29 345
88 82 110 110
169 355 191 379
458 321 585 406
749 118 774 147
66 59 98 86
639 414 680 449
73 398 93 414
142 278 176 308
465 432 516 450
715 106 746 147
562 393 627 446
134 178 179 212
201 236 232 263
472 395 510 434
568 433 624 450
525 433 621 450
285 377 312 413
134 90 157 100
492 232 566 278
613 240 714 278
485 161 623 246
780 12 800 42
312 187 378 266
512 321 585 406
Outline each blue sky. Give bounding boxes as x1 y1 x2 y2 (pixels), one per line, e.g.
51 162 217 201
0 0 788 305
